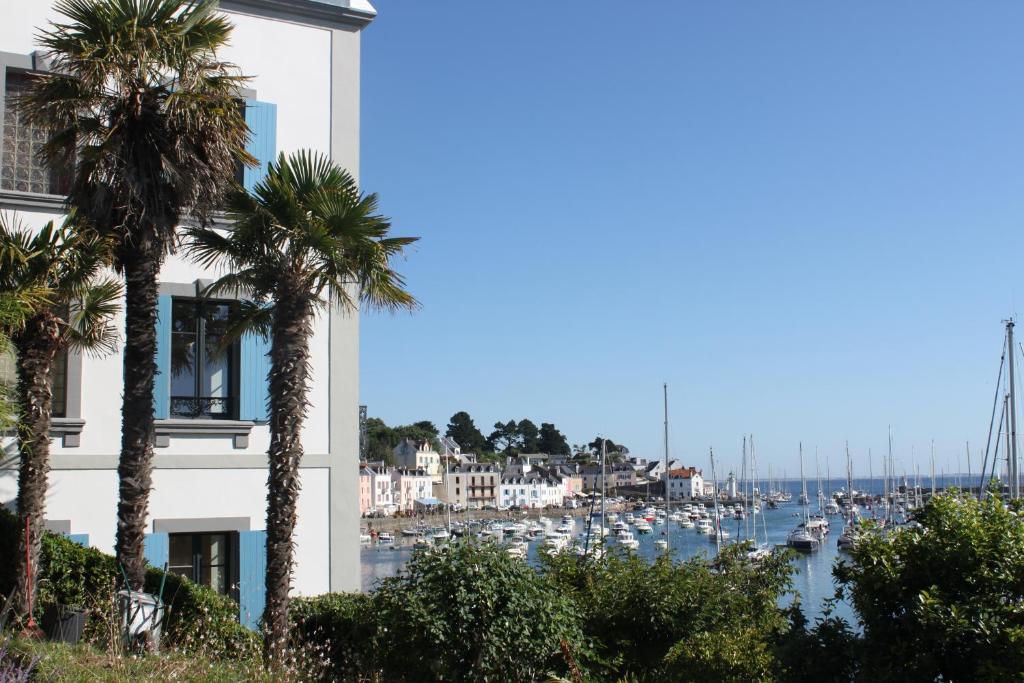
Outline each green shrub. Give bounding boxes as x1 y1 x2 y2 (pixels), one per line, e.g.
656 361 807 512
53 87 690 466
290 592 375 681
0 508 256 657
540 543 795 681
834 493 1024 682
372 541 588 682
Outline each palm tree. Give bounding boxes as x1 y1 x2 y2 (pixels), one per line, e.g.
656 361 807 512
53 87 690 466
187 150 418 661
22 0 251 589
0 215 120 618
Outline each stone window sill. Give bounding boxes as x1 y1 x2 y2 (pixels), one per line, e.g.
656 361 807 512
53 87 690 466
154 419 255 449
50 417 85 448
0 188 66 212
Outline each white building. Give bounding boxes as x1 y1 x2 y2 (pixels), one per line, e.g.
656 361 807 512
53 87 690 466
393 438 442 481
391 468 432 512
0 0 377 630
499 471 566 509
665 467 705 501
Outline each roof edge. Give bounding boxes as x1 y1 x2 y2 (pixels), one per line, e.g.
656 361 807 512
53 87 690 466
220 0 376 30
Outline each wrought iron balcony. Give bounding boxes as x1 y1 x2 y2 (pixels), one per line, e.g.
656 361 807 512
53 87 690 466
170 396 235 419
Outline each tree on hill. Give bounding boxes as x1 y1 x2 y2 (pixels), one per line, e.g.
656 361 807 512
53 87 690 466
365 417 439 464
589 437 629 457
517 419 540 453
538 423 571 456
445 411 487 454
487 420 521 453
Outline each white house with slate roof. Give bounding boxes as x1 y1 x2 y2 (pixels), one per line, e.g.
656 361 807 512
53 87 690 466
0 0 376 629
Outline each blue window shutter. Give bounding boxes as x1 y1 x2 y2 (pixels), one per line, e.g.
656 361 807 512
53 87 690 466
154 294 171 420
239 330 271 422
67 533 89 547
238 530 266 630
143 532 169 570
243 100 277 192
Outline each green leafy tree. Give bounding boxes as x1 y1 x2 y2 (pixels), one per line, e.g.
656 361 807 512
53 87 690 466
588 436 629 457
538 422 571 456
834 493 1024 682
373 540 588 682
517 418 540 452
540 543 794 681
24 0 251 590
187 150 417 663
487 419 521 453
0 215 120 617
444 411 487 453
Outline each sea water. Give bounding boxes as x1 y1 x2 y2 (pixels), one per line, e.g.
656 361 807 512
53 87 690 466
360 475 970 624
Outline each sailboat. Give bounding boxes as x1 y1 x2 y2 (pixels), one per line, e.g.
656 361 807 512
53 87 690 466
837 442 860 551
787 443 820 551
747 435 773 561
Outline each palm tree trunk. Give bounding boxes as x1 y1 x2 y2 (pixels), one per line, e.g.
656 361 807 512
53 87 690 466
13 314 60 618
263 293 313 663
116 253 162 590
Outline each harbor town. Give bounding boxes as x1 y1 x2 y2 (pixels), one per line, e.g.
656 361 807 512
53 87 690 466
1 0 1023 681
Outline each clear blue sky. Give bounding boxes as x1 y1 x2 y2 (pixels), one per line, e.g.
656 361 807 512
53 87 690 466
357 1 1024 478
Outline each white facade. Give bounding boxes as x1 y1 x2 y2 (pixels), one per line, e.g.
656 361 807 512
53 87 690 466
665 468 705 501
393 439 442 481
499 473 566 509
0 0 377 628
391 468 432 512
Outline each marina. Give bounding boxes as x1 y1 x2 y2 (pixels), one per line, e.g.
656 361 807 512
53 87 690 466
360 474 969 623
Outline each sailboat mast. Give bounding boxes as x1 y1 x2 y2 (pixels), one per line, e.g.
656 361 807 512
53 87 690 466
1007 320 1018 499
799 442 809 525
743 436 750 542
931 439 937 497
663 383 670 555
710 446 721 553
601 438 607 534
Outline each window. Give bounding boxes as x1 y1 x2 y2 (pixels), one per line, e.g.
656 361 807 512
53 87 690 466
1 72 71 195
169 532 232 596
0 348 68 417
51 351 67 417
170 299 238 419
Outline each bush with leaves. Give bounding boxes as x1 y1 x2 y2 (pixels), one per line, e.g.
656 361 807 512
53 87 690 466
0 508 256 657
834 492 1024 682
372 540 588 682
290 592 375 681
540 542 795 681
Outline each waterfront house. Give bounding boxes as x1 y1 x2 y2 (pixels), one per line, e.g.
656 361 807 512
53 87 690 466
393 438 442 482
500 471 566 509
445 463 500 509
645 459 683 481
0 0 376 629
391 468 432 513
665 467 705 501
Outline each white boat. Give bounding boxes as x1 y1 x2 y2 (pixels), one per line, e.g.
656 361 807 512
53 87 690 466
400 527 421 537
506 540 528 559
377 532 394 544
617 531 639 550
634 521 652 534
432 528 450 541
413 536 432 550
695 519 712 534
541 532 569 554
678 517 695 529
654 539 668 551
556 523 573 534
612 521 629 535
359 533 371 545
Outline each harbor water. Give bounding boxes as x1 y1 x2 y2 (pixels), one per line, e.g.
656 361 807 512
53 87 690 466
360 475 969 624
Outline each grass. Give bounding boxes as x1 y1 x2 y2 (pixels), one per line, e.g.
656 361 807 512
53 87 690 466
4 636 279 682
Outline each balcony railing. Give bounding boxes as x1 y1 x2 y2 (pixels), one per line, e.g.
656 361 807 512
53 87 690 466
170 396 235 419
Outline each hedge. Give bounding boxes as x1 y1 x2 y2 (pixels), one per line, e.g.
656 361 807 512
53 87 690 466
0 508 257 657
